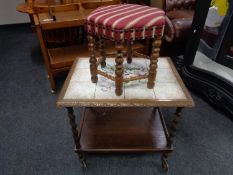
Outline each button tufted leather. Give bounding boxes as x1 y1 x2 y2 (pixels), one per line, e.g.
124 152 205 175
166 0 196 11
164 0 196 42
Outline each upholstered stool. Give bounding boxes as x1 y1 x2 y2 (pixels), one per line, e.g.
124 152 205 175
86 4 165 96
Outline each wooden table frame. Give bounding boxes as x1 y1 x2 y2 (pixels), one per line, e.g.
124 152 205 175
57 57 194 172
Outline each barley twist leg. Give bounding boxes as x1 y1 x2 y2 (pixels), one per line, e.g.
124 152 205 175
161 107 183 172
66 107 87 171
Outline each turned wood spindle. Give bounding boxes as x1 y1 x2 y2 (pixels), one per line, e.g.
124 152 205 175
147 38 161 89
99 37 106 68
27 0 34 13
88 35 98 83
115 42 124 96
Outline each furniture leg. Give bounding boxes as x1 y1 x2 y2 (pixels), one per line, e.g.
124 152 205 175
66 107 87 170
99 37 106 68
47 74 56 94
127 40 132 64
115 42 124 96
161 107 183 172
161 152 169 172
147 37 162 89
88 35 98 83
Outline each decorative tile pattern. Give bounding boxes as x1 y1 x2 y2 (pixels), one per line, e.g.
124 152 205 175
98 58 148 78
63 57 188 101
95 76 124 99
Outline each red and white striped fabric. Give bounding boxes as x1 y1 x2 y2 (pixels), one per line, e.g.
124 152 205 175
86 4 165 41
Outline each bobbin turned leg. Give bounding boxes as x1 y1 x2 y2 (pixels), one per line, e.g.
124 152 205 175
88 35 98 83
127 40 133 64
115 42 124 96
147 37 162 89
99 37 106 68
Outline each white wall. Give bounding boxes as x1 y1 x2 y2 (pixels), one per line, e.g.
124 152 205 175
0 0 30 25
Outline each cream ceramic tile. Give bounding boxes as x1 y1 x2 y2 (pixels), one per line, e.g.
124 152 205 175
124 80 155 99
126 58 147 66
95 76 124 99
104 57 116 65
145 57 170 69
64 81 96 99
156 68 176 83
154 82 186 100
71 68 91 82
158 58 170 68
76 58 90 69
63 57 189 102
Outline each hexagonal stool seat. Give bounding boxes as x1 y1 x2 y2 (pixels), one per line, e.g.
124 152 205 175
86 4 165 96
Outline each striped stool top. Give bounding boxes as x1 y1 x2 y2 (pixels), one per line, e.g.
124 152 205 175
86 4 165 41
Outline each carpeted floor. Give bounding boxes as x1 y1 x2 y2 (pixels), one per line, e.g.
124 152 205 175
0 24 233 175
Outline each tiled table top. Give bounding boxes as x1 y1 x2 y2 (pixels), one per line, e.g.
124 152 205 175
57 57 194 107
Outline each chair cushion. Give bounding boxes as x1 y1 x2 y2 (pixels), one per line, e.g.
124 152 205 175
86 4 165 41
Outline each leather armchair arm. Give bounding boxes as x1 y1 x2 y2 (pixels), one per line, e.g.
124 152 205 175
172 18 193 41
164 16 175 42
164 17 193 42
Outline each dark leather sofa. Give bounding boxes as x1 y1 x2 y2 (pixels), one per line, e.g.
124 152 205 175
163 0 196 42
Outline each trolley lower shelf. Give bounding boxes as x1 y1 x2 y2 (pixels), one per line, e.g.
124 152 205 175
78 107 172 152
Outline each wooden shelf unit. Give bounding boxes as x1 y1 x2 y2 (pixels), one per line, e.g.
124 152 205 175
78 107 171 152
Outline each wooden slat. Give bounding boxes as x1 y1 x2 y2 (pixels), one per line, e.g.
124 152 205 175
48 40 144 69
48 44 89 69
38 10 93 29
